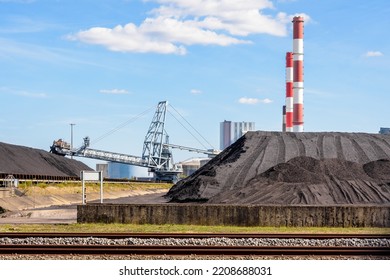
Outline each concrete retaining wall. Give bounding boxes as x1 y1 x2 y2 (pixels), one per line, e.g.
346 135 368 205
77 204 390 227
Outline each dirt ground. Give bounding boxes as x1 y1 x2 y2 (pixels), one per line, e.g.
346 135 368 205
0 188 168 224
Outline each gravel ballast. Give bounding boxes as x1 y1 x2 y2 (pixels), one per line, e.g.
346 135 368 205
1 237 389 260
1 237 389 247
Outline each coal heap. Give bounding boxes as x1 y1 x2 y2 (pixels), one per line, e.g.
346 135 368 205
0 141 92 177
166 131 390 205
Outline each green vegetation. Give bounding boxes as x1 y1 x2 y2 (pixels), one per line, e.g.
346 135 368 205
16 181 172 196
17 181 172 189
0 223 388 234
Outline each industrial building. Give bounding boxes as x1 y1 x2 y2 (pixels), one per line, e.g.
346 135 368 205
220 121 255 150
179 157 210 177
95 158 212 180
96 162 152 180
95 158 213 180
379 127 390 135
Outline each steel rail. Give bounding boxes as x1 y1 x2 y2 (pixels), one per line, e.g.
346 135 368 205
0 244 389 256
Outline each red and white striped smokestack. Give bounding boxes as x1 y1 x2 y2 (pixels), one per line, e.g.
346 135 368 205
282 105 286 132
292 16 304 132
285 52 294 132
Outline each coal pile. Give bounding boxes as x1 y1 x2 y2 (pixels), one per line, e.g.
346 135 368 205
207 157 390 205
166 131 390 205
0 141 92 177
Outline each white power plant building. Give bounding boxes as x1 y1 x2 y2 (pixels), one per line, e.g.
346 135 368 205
220 121 255 150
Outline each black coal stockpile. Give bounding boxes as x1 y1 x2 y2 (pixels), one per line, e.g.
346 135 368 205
0 141 92 177
166 131 390 205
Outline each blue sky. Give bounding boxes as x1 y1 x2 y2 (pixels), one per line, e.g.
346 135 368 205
1 0 389 168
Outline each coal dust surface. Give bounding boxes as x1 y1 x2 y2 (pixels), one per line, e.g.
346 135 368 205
0 141 92 177
166 131 390 205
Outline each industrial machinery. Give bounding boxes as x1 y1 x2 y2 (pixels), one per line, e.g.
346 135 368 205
50 101 219 182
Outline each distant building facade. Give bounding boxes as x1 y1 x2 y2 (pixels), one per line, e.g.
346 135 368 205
220 121 255 149
379 127 390 135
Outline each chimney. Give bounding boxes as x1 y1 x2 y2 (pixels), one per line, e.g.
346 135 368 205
292 16 304 132
285 52 294 132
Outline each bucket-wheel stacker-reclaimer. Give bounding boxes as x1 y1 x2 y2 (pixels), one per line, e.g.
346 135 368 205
50 101 219 182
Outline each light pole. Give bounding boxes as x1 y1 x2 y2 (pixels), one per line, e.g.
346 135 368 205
70 123 75 159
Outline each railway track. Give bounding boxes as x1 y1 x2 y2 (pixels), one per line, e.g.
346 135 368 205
0 232 389 239
0 233 389 256
0 244 388 256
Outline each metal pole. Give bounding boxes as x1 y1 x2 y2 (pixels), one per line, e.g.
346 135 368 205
100 171 103 204
81 171 85 205
70 123 75 159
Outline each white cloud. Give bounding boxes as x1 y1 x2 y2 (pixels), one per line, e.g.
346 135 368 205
261 98 273 104
70 0 296 55
190 89 202 95
151 0 285 36
71 23 187 55
365 51 383 57
239 97 273 104
99 89 130 95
